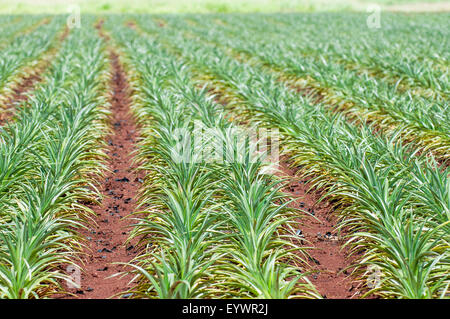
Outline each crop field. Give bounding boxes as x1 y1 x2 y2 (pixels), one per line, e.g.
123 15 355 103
0 12 448 300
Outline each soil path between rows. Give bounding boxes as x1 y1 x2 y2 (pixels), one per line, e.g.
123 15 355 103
60 23 144 299
276 160 361 299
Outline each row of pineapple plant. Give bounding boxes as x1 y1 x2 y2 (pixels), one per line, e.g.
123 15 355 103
0 19 110 298
104 17 319 299
129 15 449 298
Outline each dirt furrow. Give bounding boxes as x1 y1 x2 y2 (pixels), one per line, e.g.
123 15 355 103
76 53 141 299
276 160 361 299
60 27 143 298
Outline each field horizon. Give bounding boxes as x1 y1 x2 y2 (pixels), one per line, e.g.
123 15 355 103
0 0 449 14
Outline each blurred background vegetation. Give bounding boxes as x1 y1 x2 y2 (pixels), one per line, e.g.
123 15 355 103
0 0 448 14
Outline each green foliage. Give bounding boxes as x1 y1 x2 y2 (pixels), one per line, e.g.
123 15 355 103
106 20 317 298
0 12 448 299
0 18 109 298
123 13 449 298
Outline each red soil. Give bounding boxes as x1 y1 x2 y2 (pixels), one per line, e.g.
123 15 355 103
276 160 361 299
56 43 143 298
